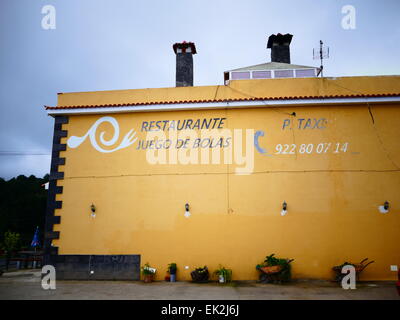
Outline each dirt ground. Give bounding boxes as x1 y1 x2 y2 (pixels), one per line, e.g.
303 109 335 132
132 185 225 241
0 269 399 300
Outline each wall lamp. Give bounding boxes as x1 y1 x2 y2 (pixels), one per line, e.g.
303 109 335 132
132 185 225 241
281 201 288 216
184 203 191 218
378 201 389 214
90 203 96 218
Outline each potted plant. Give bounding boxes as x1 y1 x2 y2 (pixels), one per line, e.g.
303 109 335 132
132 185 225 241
141 263 156 283
168 263 177 282
213 265 232 283
190 266 209 283
256 254 294 284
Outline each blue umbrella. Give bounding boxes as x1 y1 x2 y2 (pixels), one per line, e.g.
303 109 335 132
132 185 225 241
30 226 40 248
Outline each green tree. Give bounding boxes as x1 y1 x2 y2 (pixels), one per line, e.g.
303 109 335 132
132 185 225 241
0 174 47 247
2 231 21 255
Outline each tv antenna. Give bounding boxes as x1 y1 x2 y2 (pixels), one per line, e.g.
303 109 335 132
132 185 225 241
313 40 329 77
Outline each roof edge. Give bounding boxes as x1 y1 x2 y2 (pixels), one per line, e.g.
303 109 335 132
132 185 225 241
45 95 400 117
46 93 400 110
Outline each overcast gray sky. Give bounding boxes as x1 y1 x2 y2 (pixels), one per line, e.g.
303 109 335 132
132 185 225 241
0 0 399 179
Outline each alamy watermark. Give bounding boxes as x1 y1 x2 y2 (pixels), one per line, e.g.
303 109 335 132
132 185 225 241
341 5 356 30
41 5 56 30
341 265 356 289
144 129 255 175
41 265 56 290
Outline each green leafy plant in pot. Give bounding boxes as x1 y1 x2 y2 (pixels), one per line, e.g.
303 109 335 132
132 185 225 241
213 265 232 283
168 263 177 282
141 263 156 283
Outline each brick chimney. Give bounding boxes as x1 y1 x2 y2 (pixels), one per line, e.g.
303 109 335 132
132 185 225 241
173 41 197 87
267 33 293 64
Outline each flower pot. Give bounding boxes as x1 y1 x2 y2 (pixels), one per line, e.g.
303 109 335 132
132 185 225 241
170 274 176 282
169 268 177 275
144 274 154 283
191 268 209 283
219 275 225 283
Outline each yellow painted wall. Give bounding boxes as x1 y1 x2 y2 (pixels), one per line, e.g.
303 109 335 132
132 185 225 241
52 101 400 281
56 76 400 107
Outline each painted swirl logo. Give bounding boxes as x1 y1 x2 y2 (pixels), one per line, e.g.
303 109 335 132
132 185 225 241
67 116 137 153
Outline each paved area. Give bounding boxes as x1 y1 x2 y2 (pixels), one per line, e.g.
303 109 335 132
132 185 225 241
0 270 399 300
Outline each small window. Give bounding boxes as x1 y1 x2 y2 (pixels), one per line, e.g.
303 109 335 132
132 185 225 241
231 71 250 80
274 70 294 78
252 71 272 79
295 69 316 78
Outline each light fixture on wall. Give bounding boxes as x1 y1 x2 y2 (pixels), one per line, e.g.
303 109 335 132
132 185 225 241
378 201 389 214
90 203 96 218
184 203 191 218
281 201 288 216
